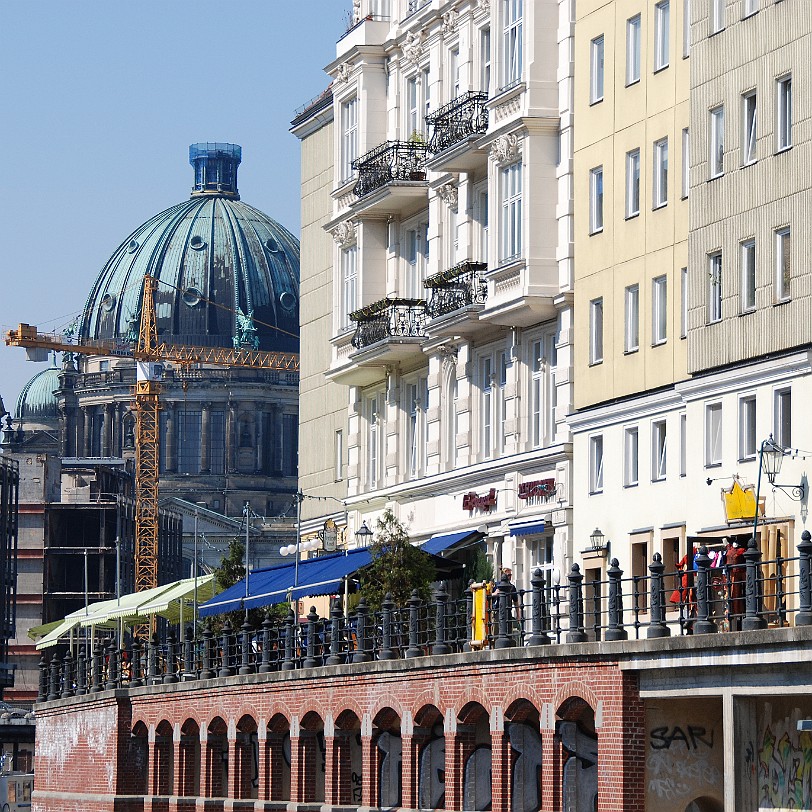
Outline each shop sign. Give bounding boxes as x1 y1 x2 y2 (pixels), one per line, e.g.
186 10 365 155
462 489 498 511
518 478 556 500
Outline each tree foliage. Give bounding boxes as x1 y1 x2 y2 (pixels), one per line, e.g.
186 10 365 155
361 509 436 609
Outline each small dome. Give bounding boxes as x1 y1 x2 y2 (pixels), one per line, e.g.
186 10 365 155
16 366 60 423
79 143 300 354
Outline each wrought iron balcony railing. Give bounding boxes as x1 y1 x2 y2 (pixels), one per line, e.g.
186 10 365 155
349 297 427 349
426 92 489 155
424 260 488 319
352 141 428 198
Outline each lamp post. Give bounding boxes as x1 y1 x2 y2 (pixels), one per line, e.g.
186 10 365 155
753 435 806 547
192 508 199 640
355 521 373 546
589 527 605 551
244 502 251 620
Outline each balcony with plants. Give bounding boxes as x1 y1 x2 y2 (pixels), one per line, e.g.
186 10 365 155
424 260 488 337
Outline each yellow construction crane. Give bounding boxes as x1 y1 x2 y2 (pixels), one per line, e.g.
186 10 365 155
6 274 299 595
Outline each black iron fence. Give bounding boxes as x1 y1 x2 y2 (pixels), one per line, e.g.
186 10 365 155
424 260 488 319
352 141 428 198
349 298 427 349
38 536 812 703
426 91 489 155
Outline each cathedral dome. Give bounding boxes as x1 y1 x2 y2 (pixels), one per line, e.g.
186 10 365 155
16 366 60 424
79 143 300 354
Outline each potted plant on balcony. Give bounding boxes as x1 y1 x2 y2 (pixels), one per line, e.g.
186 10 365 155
407 131 427 181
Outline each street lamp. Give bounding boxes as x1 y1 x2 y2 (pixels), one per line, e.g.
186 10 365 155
355 521 374 546
761 436 785 485
589 527 606 551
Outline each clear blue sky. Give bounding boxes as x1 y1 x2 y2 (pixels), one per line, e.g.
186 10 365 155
0 0 349 412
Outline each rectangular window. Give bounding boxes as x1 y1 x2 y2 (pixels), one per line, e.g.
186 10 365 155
590 35 605 103
706 402 722 465
589 166 604 233
340 245 358 330
480 27 491 93
652 420 667 481
590 435 604 493
500 162 523 260
743 0 758 17
450 48 461 99
590 298 604 364
367 395 381 489
653 137 669 208
404 218 429 298
708 251 722 322
625 284 640 352
654 1 670 71
481 356 492 458
503 0 523 88
710 106 725 177
529 334 557 450
341 97 359 181
775 388 791 448
740 239 756 312
775 227 791 301
679 412 687 476
335 430 344 480
739 395 757 459
652 276 668 345
626 149 640 217
710 0 725 32
626 15 641 84
681 127 690 198
177 410 202 474
742 92 757 165
405 378 428 477
625 426 639 486
476 186 489 261
680 266 688 338
682 0 691 57
777 75 792 151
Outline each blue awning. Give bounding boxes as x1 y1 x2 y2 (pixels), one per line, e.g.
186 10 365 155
509 521 546 537
421 529 485 556
199 548 373 617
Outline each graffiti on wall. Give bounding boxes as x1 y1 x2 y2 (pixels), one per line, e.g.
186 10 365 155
418 726 445 810
758 725 812 810
377 731 402 808
463 746 492 811
509 722 542 812
646 725 721 804
559 721 597 812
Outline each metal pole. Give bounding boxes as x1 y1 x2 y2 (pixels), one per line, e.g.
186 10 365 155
193 509 199 641
294 491 302 626
752 439 765 549
115 493 121 603
244 502 250 620
84 547 89 654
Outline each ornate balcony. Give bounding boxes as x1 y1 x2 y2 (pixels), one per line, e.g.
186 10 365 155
425 261 488 319
426 92 489 155
350 297 427 350
352 141 428 199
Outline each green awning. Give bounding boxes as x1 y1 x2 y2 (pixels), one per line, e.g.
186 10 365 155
131 575 217 625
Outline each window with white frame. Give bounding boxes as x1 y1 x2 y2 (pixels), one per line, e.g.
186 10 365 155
775 227 791 301
590 35 605 103
652 419 667 480
335 429 344 480
341 96 359 181
654 1 670 71
739 395 757 460
740 239 756 312
679 412 687 475
340 244 358 330
653 138 669 208
406 69 430 138
590 435 604 493
502 0 523 88
529 331 557 449
742 92 757 165
443 370 458 471
682 0 691 57
705 402 722 465
590 298 604 364
777 75 792 151
479 352 507 459
449 48 461 100
710 0 725 33
480 27 492 93
500 161 522 261
710 106 725 177
774 388 791 448
366 392 384 489
404 376 428 478
680 266 688 338
447 204 458 267
475 184 489 261
626 149 640 217
625 426 639 486
626 15 641 84
681 128 690 198
743 0 757 17
590 166 604 233
625 284 640 353
708 251 722 322
404 216 429 298
652 276 668 345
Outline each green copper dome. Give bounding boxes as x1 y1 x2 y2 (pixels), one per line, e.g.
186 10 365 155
16 366 60 423
79 144 300 354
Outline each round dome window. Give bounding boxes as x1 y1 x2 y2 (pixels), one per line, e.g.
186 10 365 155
100 293 117 312
126 240 139 254
182 287 203 307
280 291 297 312
190 236 206 250
265 237 279 253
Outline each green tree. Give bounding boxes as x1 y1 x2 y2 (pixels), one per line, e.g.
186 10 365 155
361 509 436 609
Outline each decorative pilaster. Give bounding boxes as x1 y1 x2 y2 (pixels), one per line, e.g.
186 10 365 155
200 402 211 473
165 403 177 472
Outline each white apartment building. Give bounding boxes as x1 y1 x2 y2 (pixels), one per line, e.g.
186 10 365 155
312 0 576 590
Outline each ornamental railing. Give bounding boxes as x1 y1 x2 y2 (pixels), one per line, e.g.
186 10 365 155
352 141 428 198
426 92 489 155
349 298 427 349
36 537 812 702
424 260 488 319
